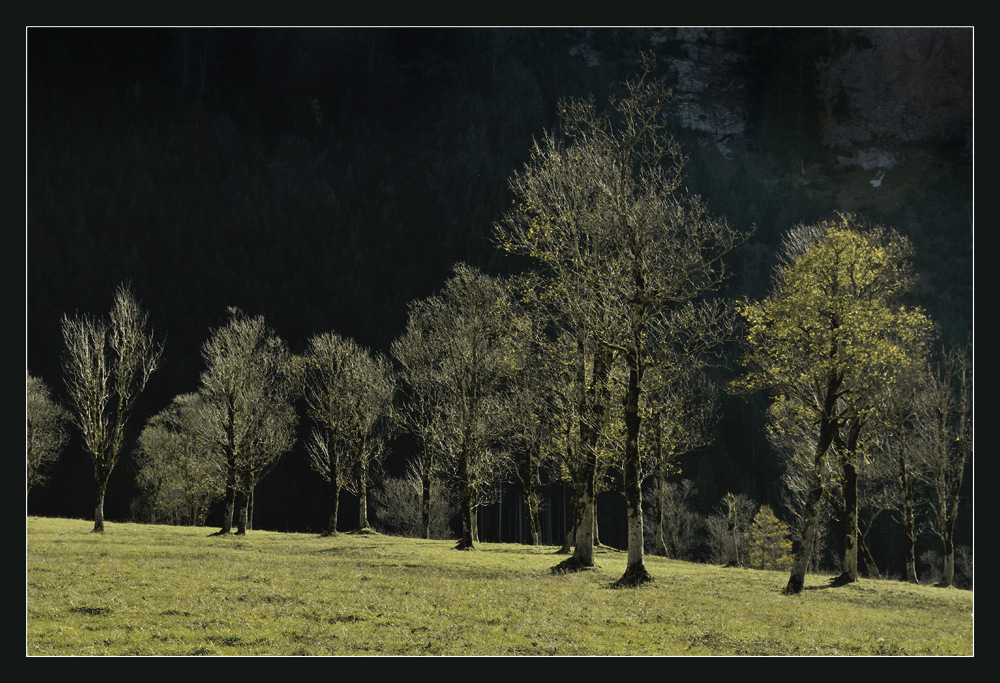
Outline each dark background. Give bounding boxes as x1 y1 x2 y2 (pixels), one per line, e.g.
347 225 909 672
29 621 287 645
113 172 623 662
26 28 972 572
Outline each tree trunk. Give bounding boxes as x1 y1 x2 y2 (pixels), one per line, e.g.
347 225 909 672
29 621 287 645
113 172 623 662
527 487 541 546
217 410 237 536
785 413 837 595
593 499 601 547
219 481 234 535
653 468 668 557
725 492 739 566
939 512 956 587
616 353 652 587
838 459 859 583
558 485 575 554
573 478 595 564
248 488 254 531
235 489 248 535
358 465 370 531
421 463 432 540
93 483 107 534
554 344 611 572
456 446 475 550
524 453 541 545
326 436 340 535
899 454 918 583
327 475 340 536
836 422 861 584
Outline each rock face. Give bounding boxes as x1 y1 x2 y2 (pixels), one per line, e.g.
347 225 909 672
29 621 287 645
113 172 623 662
819 28 972 147
650 28 971 166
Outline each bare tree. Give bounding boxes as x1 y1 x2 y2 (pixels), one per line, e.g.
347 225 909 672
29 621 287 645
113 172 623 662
198 308 296 536
62 284 163 533
499 54 742 585
705 492 756 566
874 356 934 583
642 369 718 558
372 460 455 539
393 312 450 540
343 353 396 533
399 264 528 550
26 373 70 501
645 479 703 561
132 393 224 526
922 344 972 588
498 118 623 569
302 332 394 535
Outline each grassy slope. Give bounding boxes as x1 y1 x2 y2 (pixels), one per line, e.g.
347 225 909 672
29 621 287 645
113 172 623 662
26 517 972 656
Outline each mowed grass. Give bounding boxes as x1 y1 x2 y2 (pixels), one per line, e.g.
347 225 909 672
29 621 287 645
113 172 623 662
27 517 972 655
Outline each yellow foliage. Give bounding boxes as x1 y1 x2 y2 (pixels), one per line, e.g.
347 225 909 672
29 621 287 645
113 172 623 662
733 218 932 426
744 506 793 571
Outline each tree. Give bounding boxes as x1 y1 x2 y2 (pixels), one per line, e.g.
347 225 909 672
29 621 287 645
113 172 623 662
392 308 450 540
133 393 225 526
879 358 932 583
498 54 742 584
302 332 395 535
642 369 718 559
398 264 527 550
922 344 972 588
733 217 933 594
745 506 793 571
198 308 296 536
342 351 396 533
26 373 70 500
372 460 455 539
61 284 163 533
706 492 756 566
498 121 622 569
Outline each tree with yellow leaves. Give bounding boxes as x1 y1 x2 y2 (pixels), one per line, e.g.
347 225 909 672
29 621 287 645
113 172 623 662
734 216 933 594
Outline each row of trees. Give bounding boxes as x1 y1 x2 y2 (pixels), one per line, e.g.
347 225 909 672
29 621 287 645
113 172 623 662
29 57 971 593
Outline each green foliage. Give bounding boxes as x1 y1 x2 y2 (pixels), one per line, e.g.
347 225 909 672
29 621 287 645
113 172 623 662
745 506 793 571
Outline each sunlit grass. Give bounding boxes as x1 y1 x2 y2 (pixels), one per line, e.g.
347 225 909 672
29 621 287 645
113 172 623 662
27 517 972 655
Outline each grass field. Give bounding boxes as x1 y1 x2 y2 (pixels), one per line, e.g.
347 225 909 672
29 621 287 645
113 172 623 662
26 516 973 655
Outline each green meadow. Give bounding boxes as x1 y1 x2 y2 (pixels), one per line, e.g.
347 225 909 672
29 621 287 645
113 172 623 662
26 517 972 656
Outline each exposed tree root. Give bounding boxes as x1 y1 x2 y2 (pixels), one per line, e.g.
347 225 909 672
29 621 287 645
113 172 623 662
209 530 231 537
783 576 805 595
829 573 857 587
551 556 595 574
613 564 653 588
